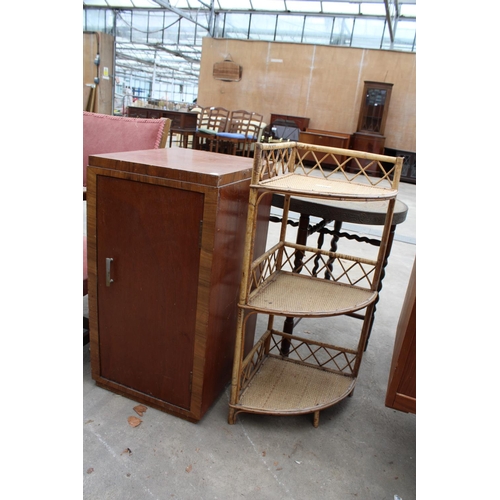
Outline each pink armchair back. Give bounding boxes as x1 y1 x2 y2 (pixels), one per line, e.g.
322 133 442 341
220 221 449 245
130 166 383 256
83 111 170 187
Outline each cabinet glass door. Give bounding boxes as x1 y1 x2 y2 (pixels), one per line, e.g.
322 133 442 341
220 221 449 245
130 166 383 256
360 89 387 133
357 81 393 136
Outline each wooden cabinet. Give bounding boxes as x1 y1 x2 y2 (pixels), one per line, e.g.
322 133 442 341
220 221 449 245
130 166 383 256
299 129 350 149
126 106 158 118
351 81 394 174
350 131 386 156
385 259 416 414
356 81 393 136
299 129 351 167
349 132 387 175
87 148 256 422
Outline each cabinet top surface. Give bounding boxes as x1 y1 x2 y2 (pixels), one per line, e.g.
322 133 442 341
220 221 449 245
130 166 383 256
89 148 253 187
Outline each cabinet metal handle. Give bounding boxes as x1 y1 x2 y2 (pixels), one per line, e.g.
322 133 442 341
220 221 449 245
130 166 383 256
105 258 114 286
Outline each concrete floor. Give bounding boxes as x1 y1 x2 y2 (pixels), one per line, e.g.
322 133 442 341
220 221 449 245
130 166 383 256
83 173 416 500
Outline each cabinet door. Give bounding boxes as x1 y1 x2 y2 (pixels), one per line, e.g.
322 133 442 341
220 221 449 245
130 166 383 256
96 176 204 410
356 82 393 135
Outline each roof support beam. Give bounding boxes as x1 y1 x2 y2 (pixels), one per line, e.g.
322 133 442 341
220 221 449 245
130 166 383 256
384 0 395 42
152 0 210 31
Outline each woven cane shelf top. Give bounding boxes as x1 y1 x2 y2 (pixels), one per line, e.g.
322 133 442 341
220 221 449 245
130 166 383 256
244 271 377 316
253 173 398 201
236 356 355 414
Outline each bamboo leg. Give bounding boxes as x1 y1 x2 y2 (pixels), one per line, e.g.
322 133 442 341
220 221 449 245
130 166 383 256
228 308 247 424
352 302 376 377
313 411 320 428
228 184 262 424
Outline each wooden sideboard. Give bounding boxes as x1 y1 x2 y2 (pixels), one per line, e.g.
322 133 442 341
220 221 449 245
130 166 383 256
349 131 386 174
350 131 386 156
127 106 196 126
298 129 351 167
299 129 351 148
87 148 261 422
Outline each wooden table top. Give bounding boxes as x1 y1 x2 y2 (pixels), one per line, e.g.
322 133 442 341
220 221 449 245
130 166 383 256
271 193 408 226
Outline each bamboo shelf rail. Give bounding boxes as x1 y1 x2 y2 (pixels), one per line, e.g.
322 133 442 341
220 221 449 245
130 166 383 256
228 141 403 427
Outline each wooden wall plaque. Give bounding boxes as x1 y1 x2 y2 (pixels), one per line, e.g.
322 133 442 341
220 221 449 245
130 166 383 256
213 60 242 81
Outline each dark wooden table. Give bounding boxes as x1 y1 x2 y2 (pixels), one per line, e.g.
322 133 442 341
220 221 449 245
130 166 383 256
271 193 409 348
127 107 198 148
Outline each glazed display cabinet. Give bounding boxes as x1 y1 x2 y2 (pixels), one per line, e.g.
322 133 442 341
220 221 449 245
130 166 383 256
351 81 394 173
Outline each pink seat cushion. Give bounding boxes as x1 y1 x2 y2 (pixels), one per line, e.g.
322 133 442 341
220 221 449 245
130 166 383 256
83 111 166 186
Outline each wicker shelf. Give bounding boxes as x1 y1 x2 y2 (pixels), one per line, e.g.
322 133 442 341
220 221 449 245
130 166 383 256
245 271 377 317
228 142 403 427
255 173 398 200
236 357 355 414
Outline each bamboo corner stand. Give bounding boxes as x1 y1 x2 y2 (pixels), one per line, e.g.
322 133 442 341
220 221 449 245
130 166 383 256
228 142 403 427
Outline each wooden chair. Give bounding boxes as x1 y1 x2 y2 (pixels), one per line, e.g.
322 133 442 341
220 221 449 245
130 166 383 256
83 112 171 344
194 107 230 152
243 112 264 155
216 110 263 156
192 106 210 150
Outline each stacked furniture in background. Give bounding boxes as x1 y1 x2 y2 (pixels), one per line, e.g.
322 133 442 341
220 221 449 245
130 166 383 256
195 108 264 157
126 106 198 149
214 110 264 157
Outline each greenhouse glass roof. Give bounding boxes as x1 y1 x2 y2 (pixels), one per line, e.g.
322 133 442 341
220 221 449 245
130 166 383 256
83 0 416 103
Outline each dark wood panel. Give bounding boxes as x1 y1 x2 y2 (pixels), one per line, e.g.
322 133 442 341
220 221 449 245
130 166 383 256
127 106 197 129
385 259 416 414
350 132 386 155
384 147 416 184
97 176 204 410
298 130 351 166
349 132 386 175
